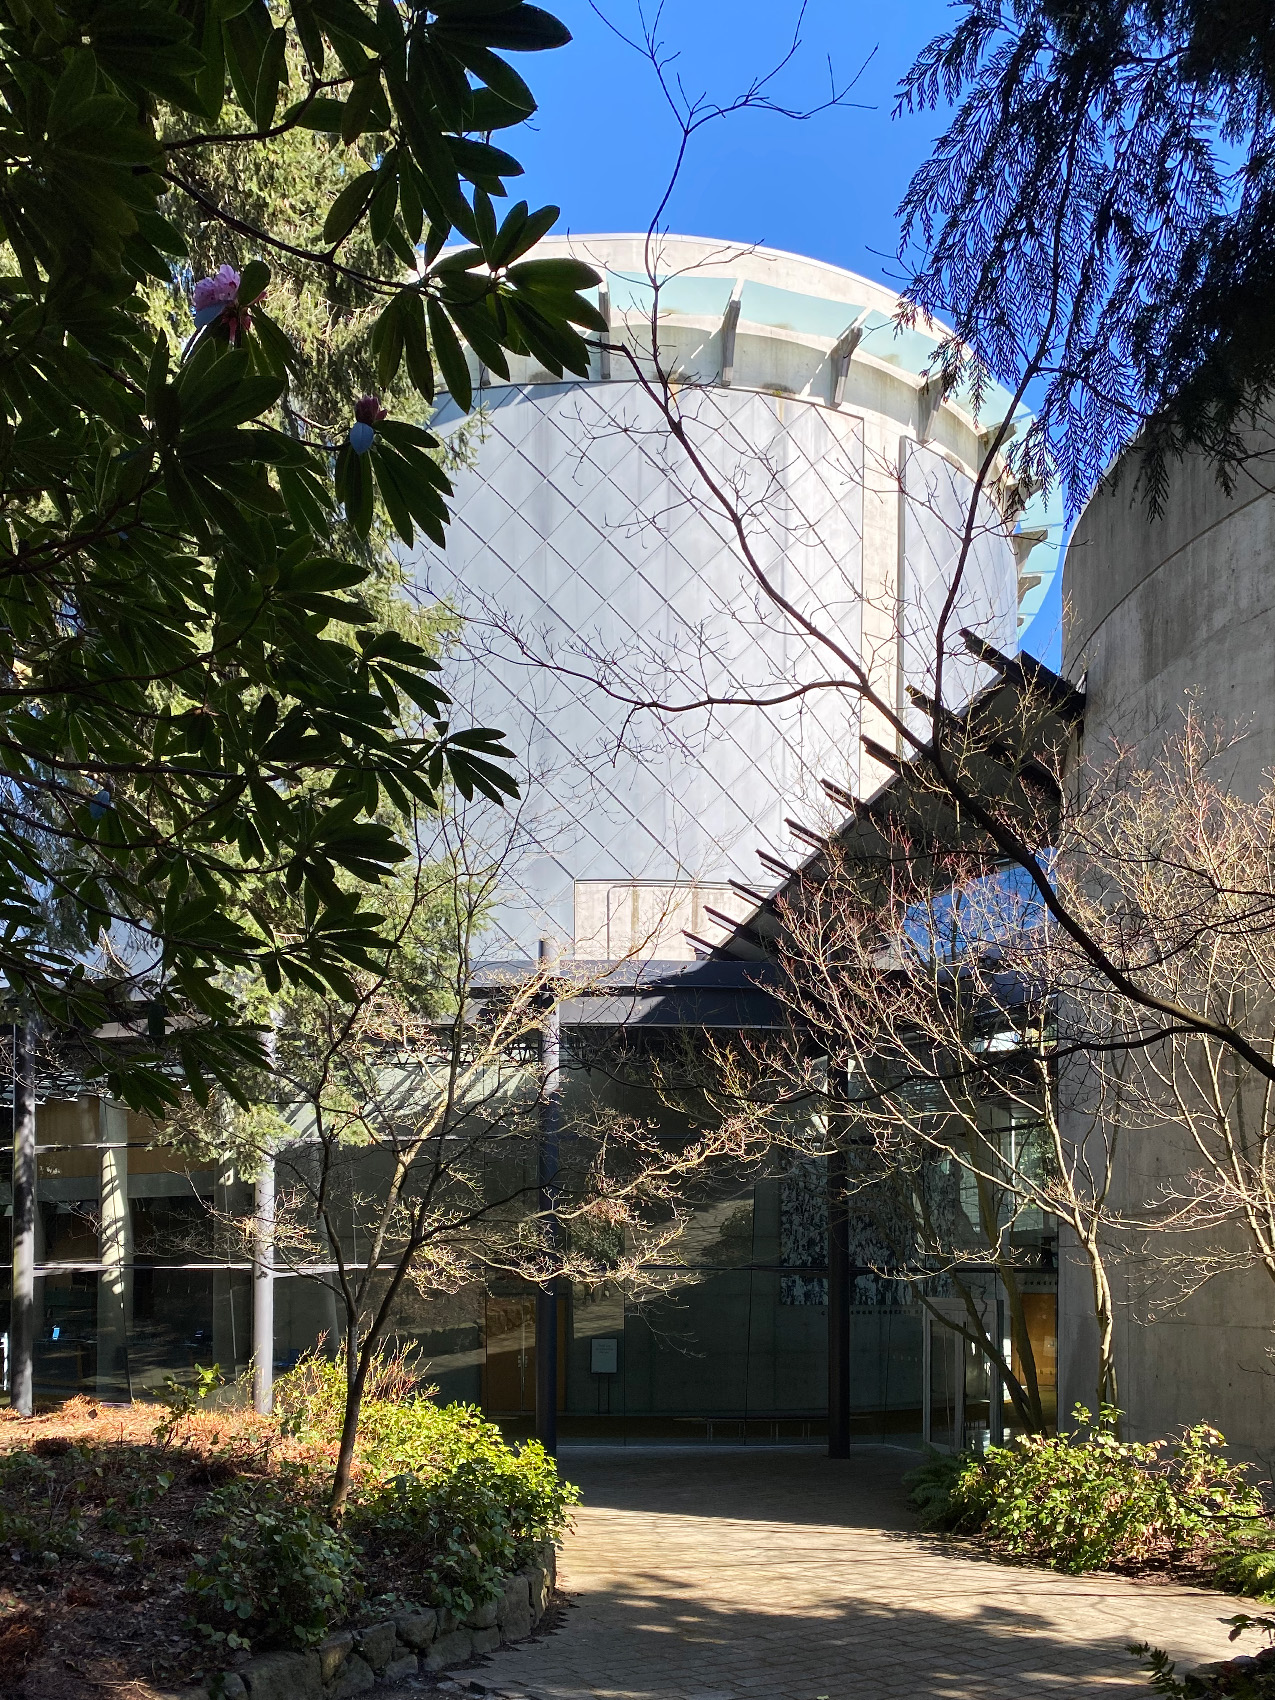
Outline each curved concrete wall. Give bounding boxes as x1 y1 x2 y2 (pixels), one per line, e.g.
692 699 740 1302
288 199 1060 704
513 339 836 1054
1060 441 1275 1452
1063 438 1275 790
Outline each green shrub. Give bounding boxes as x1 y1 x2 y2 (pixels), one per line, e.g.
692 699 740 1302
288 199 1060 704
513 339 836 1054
186 1475 362 1650
1134 1614 1275 1696
941 1406 1264 1575
902 1449 976 1531
0 1447 89 1558
1217 1544 1275 1601
274 1354 579 1613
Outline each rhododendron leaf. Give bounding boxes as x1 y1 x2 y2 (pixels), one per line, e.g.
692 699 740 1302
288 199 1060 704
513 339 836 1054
286 94 344 129
237 259 271 306
426 296 471 411
252 25 287 131
322 169 376 245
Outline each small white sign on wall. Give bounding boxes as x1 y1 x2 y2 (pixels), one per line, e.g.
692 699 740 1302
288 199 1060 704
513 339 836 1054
590 1336 618 1375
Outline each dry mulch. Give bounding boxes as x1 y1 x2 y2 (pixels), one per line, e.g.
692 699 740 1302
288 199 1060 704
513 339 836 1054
0 1399 316 1700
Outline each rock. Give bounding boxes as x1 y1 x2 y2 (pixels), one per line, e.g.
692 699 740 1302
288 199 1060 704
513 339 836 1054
240 1651 323 1700
497 1574 531 1643
316 1632 353 1685
534 1543 557 1588
329 1655 374 1700
219 1678 248 1700
522 1566 549 1621
499 1599 532 1645
393 1609 437 1649
382 1656 418 1683
470 1628 500 1656
464 1600 498 1631
425 1629 474 1671
1184 1667 1227 1698
356 1623 397 1673
496 1576 529 1627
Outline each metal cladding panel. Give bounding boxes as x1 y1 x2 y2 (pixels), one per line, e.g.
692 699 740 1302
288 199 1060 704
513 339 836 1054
900 441 1020 733
415 383 1010 958
415 381 867 956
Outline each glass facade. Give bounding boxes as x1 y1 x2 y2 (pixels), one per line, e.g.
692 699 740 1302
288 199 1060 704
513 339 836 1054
2 1062 1053 1443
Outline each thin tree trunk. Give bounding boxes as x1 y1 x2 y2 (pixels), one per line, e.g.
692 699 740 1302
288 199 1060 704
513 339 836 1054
329 1328 370 1522
1084 1231 1118 1421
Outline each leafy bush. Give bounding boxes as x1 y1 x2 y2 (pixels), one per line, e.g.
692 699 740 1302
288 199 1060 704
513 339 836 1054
275 1354 579 1612
0 1447 89 1558
1217 1544 1275 1601
934 1407 1265 1574
902 1450 975 1532
187 1475 362 1650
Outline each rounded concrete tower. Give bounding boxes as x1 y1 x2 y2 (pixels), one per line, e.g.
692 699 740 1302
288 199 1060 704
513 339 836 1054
416 234 1052 958
1060 434 1275 1454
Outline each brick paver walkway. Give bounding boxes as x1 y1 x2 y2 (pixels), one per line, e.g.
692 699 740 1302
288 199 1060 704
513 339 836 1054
469 1445 1252 1700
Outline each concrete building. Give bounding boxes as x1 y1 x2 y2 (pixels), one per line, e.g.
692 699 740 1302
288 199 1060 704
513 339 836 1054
4 236 1061 1448
1060 434 1275 1452
416 233 1054 958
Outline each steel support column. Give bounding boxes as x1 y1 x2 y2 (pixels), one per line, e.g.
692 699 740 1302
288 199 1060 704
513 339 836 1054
9 1022 34 1415
536 938 561 1456
253 1149 275 1415
97 1098 132 1401
827 1061 851 1458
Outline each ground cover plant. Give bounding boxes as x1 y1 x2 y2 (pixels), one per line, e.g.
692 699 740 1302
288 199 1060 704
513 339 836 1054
0 1358 575 1700
904 1406 1275 1587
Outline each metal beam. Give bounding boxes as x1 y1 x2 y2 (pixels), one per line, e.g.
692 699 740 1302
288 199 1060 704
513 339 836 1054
536 938 561 1456
97 1098 131 1401
253 1150 276 1415
9 1023 34 1415
917 374 948 443
719 280 745 387
827 1061 851 1458
597 282 612 381
829 309 871 408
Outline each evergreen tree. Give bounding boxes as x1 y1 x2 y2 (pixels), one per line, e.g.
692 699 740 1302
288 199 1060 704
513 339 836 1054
898 1 1275 509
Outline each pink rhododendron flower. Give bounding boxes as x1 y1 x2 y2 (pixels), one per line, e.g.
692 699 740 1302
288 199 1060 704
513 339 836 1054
191 264 262 344
192 264 241 314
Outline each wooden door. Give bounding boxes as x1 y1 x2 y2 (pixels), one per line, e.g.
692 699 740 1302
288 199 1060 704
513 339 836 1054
482 1295 535 1414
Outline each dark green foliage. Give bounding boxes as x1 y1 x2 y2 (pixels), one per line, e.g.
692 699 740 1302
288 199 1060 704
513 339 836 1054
902 1447 977 1532
187 1475 362 1649
920 1406 1267 1576
899 1 1275 511
275 1355 578 1612
0 1445 91 1557
0 0 598 1108
1217 1548 1275 1601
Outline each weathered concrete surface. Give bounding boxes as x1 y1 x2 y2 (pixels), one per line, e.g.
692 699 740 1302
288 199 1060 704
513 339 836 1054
1063 436 1275 783
1060 437 1275 1455
469 1446 1251 1700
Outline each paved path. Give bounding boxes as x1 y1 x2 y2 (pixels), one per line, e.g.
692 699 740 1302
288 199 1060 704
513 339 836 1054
468 1445 1252 1700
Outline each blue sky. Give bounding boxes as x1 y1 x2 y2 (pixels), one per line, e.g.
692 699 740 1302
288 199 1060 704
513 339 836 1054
507 0 1067 669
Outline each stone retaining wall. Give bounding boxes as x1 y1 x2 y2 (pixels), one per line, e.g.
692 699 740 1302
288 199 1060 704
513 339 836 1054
198 1547 557 1700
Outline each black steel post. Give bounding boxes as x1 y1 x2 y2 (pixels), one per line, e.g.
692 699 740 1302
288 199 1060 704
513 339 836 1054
827 1059 851 1458
535 939 561 1455
10 1022 35 1416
